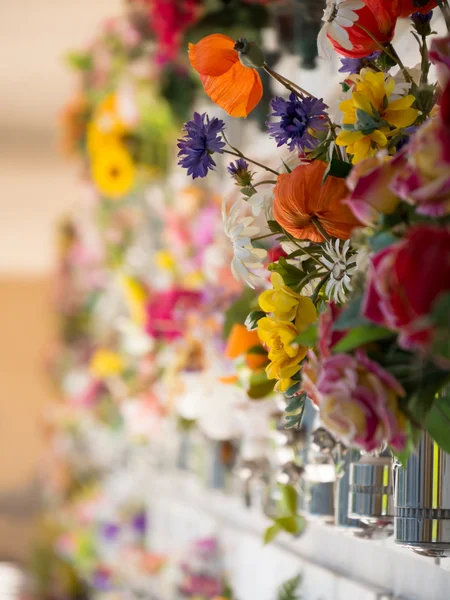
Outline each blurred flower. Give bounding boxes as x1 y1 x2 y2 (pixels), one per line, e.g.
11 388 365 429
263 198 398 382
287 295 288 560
311 351 407 451
90 349 124 378
119 274 147 326
321 239 357 303
188 33 263 117
145 288 201 341
177 112 225 179
91 143 135 198
430 35 450 89
344 154 401 225
228 158 253 186
222 199 267 288
267 93 327 152
247 192 270 217
363 225 450 352
318 0 398 59
337 70 418 163
225 324 260 359
273 161 360 242
390 118 450 216
60 93 89 155
259 272 317 326
257 317 310 392
338 52 380 74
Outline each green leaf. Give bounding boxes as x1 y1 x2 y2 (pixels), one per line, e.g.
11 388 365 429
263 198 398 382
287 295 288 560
264 524 281 545
279 483 297 515
292 324 318 347
223 288 257 338
275 515 306 535
334 295 369 331
247 378 275 400
267 220 284 234
327 158 353 179
277 574 302 600
332 325 394 353
268 258 305 288
65 51 93 71
431 292 450 360
425 387 450 453
245 310 266 331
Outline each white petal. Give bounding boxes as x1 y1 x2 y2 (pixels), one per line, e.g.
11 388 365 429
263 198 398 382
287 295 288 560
317 24 333 60
330 23 352 50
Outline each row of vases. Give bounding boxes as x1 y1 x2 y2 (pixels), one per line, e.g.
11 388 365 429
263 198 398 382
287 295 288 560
315 432 450 557
175 413 450 557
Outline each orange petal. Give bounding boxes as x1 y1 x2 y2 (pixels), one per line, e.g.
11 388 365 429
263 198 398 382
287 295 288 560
200 61 263 117
188 34 237 77
225 324 260 359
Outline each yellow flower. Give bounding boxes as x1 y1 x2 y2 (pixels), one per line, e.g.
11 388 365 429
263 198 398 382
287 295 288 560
259 272 317 330
258 317 310 392
119 274 147 326
336 70 418 163
87 93 129 156
91 143 135 199
155 250 176 272
90 349 124 378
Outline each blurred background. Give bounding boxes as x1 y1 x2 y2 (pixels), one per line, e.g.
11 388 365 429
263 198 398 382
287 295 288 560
0 0 122 562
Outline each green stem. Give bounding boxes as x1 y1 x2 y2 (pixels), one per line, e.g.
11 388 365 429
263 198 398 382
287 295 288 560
263 65 314 99
252 232 278 241
311 217 331 242
294 242 325 268
253 179 278 187
223 149 280 177
420 35 430 86
354 24 413 84
437 0 450 32
311 273 331 305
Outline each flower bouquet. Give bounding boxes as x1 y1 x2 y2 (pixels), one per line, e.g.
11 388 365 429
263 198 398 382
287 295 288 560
178 1 450 461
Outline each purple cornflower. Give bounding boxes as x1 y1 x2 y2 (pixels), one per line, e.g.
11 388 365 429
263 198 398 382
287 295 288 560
338 52 381 74
411 10 433 24
177 112 226 179
267 93 327 152
227 158 252 186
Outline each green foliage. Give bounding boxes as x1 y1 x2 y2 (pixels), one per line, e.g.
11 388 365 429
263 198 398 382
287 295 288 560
277 573 302 600
293 324 318 347
264 484 306 545
334 295 370 330
425 387 450 453
248 370 275 400
223 287 258 338
65 51 93 71
430 292 450 360
332 324 394 353
245 309 266 331
284 392 306 430
322 158 352 183
268 258 305 288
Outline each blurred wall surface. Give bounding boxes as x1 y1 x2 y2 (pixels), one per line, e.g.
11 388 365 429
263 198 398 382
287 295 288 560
0 0 121 560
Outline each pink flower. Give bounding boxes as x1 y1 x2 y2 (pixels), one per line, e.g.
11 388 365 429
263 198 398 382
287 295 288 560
318 303 346 358
344 154 402 226
145 288 201 341
430 35 450 89
363 226 450 352
316 351 406 452
390 119 450 217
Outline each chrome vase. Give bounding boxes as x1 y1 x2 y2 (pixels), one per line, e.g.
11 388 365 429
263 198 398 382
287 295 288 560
395 432 450 557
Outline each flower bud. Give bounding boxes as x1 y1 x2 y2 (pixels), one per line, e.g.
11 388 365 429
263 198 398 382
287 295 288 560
411 10 433 36
234 38 265 69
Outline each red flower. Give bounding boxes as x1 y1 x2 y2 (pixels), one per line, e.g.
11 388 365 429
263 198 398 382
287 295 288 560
145 288 201 341
398 0 437 17
319 0 400 59
363 226 450 352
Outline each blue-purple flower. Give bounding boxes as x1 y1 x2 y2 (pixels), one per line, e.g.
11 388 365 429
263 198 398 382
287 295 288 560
177 112 226 179
131 510 147 535
338 52 380 74
411 11 433 36
267 93 327 152
227 158 252 186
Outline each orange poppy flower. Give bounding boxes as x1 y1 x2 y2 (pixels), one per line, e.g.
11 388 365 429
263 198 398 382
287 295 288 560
188 34 263 117
273 161 361 242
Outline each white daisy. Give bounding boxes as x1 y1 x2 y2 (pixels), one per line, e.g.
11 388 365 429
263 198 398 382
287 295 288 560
318 0 365 59
223 199 267 288
247 192 271 217
321 239 357 303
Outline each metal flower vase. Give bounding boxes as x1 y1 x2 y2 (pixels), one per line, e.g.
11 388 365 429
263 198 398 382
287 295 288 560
395 431 450 557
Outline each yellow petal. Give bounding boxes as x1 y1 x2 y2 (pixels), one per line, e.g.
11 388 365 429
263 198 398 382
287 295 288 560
336 130 363 146
295 297 317 331
386 95 415 111
384 108 418 128
352 92 373 115
259 289 276 313
371 129 388 146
